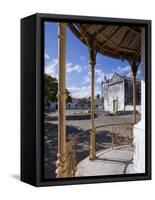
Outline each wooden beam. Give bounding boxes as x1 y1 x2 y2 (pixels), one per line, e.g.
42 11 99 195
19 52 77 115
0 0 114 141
102 26 121 47
101 32 118 48
83 24 93 31
68 23 87 44
93 26 107 37
115 29 130 53
78 26 118 57
133 48 141 59
125 26 141 35
70 24 139 60
100 31 136 53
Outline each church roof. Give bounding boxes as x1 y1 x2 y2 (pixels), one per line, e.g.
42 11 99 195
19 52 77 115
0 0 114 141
102 72 141 85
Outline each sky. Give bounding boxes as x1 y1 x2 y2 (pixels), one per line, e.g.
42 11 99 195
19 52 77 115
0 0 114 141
44 22 141 98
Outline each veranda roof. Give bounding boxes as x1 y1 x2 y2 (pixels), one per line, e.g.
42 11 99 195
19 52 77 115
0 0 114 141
68 23 141 62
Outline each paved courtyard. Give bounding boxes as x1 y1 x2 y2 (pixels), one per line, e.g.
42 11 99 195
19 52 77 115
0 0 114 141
44 110 140 178
76 145 136 177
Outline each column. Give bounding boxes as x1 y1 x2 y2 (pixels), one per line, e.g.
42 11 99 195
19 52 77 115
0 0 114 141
131 60 138 124
88 39 96 160
55 23 67 178
132 67 137 124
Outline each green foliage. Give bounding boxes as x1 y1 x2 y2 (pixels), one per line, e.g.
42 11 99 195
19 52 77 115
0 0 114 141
96 94 100 99
44 74 72 105
66 90 72 103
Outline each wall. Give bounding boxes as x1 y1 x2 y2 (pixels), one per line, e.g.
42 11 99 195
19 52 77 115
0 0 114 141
108 81 125 111
102 75 125 111
0 1 154 200
125 105 141 113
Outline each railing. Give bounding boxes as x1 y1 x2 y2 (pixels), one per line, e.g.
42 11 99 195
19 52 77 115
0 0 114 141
65 123 133 177
95 123 134 148
66 135 78 177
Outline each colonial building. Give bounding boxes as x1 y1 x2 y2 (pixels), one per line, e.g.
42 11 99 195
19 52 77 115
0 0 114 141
49 98 88 110
101 73 141 113
47 97 101 111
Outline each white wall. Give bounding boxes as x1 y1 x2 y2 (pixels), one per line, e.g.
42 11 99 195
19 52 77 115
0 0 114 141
133 28 146 173
102 81 125 111
0 0 154 200
125 105 141 113
108 82 125 111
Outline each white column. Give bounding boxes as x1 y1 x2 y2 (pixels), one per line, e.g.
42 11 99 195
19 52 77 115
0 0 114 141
133 28 145 173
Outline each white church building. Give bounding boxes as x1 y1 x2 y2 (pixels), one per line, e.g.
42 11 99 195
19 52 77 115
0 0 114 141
101 72 141 113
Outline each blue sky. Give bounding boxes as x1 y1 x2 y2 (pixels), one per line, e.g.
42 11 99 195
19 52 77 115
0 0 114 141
44 22 141 98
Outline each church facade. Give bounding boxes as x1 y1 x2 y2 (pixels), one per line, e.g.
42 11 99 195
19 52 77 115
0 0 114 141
101 73 141 113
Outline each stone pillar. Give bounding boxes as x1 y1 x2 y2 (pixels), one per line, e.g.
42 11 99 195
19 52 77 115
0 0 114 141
133 28 145 173
88 40 96 160
55 23 67 178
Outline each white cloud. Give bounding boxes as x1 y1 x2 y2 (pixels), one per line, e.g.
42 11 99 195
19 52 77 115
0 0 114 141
82 68 113 85
126 71 132 77
67 64 82 73
68 84 101 98
126 67 141 77
66 62 72 68
84 75 90 83
83 64 89 70
95 68 113 84
137 69 141 75
116 65 131 75
45 58 83 78
68 85 91 98
45 52 50 60
45 58 58 78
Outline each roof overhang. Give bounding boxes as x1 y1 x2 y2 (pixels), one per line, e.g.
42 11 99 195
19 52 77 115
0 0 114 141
68 23 141 62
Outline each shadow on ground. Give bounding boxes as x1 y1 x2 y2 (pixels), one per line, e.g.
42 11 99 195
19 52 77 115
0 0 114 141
44 122 112 179
11 174 20 181
44 114 97 121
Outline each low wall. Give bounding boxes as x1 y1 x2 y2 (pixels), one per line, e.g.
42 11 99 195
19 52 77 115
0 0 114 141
125 105 141 113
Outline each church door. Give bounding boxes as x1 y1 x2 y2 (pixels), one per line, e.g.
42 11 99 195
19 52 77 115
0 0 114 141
113 100 118 111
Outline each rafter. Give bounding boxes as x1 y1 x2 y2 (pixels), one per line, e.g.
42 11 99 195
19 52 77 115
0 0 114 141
125 26 141 35
78 25 136 59
115 29 130 53
132 48 141 61
83 24 93 31
69 23 141 61
78 25 135 54
101 31 119 48
93 26 108 37
100 31 136 53
102 26 121 47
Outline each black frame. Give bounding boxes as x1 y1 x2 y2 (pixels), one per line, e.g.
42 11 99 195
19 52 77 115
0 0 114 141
21 13 151 187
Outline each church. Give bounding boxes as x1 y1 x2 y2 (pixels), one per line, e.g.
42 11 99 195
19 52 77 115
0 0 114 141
101 73 141 113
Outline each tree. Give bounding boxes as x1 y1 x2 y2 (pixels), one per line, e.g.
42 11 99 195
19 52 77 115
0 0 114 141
44 74 72 105
96 94 100 99
66 90 72 103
